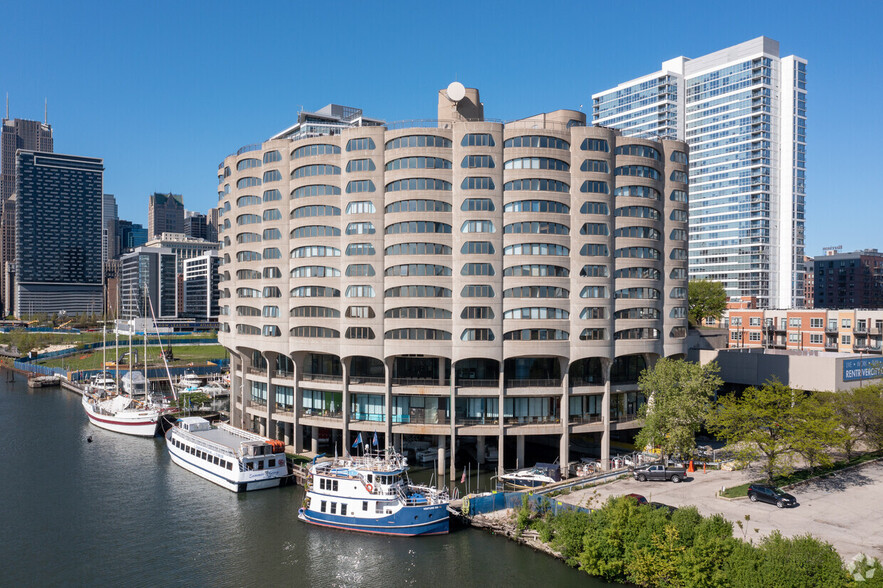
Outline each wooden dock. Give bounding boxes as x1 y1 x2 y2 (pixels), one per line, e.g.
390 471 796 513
27 376 61 388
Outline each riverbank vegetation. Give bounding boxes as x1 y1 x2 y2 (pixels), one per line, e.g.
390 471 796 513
517 495 882 587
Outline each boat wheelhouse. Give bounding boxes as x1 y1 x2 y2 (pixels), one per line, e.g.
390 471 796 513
298 451 449 536
165 417 288 492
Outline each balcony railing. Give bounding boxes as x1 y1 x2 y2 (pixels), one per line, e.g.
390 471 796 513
246 367 266 376
570 377 604 388
825 325 838 333
503 415 561 426
505 378 562 388
273 405 294 417
569 414 603 425
273 370 294 379
609 412 639 423
455 378 500 388
249 398 267 407
825 342 838 350
299 408 342 419
855 326 869 334
349 375 385 385
302 372 342 383
391 377 450 387
457 417 500 426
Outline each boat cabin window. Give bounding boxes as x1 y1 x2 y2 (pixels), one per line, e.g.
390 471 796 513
320 500 327 513
330 502 337 514
367 474 373 483
362 501 368 511
341 504 347 515
332 480 338 492
226 461 233 471
213 456 219 465
246 462 254 470
258 460 265 471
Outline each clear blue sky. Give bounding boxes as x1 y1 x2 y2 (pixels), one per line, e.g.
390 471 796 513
4 0 880 256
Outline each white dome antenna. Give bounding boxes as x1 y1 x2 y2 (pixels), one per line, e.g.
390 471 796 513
446 81 466 102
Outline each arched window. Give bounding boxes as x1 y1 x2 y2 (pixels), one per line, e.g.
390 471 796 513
387 199 451 213
262 150 281 164
615 145 661 160
237 195 260 207
292 184 341 199
262 169 282 183
503 135 569 150
503 329 567 341
236 158 260 171
461 329 495 341
292 144 340 158
504 200 569 214
346 222 376 235
237 177 261 188
345 158 376 172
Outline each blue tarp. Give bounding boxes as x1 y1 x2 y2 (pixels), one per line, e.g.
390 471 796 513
464 491 591 516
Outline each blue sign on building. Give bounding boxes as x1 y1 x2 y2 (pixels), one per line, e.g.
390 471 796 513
843 357 883 382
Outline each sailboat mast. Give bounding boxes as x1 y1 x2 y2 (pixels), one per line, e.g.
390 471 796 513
128 284 133 393
143 288 148 399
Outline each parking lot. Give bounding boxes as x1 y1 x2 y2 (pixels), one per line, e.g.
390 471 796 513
561 460 883 560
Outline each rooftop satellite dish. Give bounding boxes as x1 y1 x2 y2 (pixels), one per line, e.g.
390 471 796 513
446 81 466 102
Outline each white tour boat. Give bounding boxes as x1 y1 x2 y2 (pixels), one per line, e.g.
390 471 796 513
176 369 203 392
298 450 450 536
165 417 288 492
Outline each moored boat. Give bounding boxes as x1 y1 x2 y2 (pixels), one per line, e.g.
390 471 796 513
499 463 561 489
165 417 288 492
298 450 450 536
81 392 162 437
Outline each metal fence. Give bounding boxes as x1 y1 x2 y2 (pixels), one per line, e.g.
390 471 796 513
69 362 228 382
463 491 591 517
19 338 220 362
12 361 68 377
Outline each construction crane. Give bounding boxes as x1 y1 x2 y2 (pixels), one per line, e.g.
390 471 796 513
58 319 73 329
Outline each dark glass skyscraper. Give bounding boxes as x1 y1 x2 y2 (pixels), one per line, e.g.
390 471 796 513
15 151 104 316
1 117 53 314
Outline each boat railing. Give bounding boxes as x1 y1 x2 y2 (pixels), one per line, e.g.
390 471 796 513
173 428 240 459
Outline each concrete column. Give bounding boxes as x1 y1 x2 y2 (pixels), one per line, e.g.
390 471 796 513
331 429 340 456
341 358 350 457
560 370 570 479
395 433 403 453
516 435 525 470
477 436 486 465
438 357 445 386
601 360 612 471
498 369 506 477
449 371 456 485
310 426 319 454
230 354 241 425
284 422 293 446
292 354 303 453
265 353 275 440
384 358 393 451
239 355 248 430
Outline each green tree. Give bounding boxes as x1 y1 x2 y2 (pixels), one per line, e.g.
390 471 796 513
820 385 883 458
634 358 723 462
790 395 847 473
708 380 842 484
688 279 728 326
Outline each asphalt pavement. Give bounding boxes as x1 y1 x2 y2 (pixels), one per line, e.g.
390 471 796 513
561 460 883 560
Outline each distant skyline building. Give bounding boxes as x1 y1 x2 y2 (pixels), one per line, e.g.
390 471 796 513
117 219 148 254
593 37 807 309
103 193 118 263
0 115 53 315
119 246 177 320
147 191 184 239
813 249 883 309
182 251 220 320
14 151 103 317
144 231 219 273
184 211 208 240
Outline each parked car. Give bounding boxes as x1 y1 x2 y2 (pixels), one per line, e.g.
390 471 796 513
650 502 678 514
633 464 687 483
625 493 648 505
747 484 797 508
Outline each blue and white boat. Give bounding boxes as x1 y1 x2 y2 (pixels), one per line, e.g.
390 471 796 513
298 450 450 536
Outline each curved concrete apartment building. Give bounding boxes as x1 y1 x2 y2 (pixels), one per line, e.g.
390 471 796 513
218 87 688 475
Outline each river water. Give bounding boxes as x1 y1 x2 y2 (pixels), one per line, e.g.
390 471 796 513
0 371 603 587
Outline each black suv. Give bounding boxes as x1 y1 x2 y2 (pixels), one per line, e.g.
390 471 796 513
747 484 797 508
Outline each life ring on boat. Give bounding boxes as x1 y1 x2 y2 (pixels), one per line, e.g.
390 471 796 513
366 483 374 493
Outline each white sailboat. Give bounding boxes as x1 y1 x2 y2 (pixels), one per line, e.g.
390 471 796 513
81 292 169 437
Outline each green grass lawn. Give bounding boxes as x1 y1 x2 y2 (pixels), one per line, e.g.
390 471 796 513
38 344 228 371
720 450 883 497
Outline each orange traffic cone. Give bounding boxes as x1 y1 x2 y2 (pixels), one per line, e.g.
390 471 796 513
703 462 707 474
688 459 695 473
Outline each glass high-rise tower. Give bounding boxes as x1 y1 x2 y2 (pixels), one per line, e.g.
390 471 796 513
593 37 807 308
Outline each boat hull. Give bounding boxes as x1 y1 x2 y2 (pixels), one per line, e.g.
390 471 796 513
82 397 159 437
298 503 449 536
501 478 553 490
